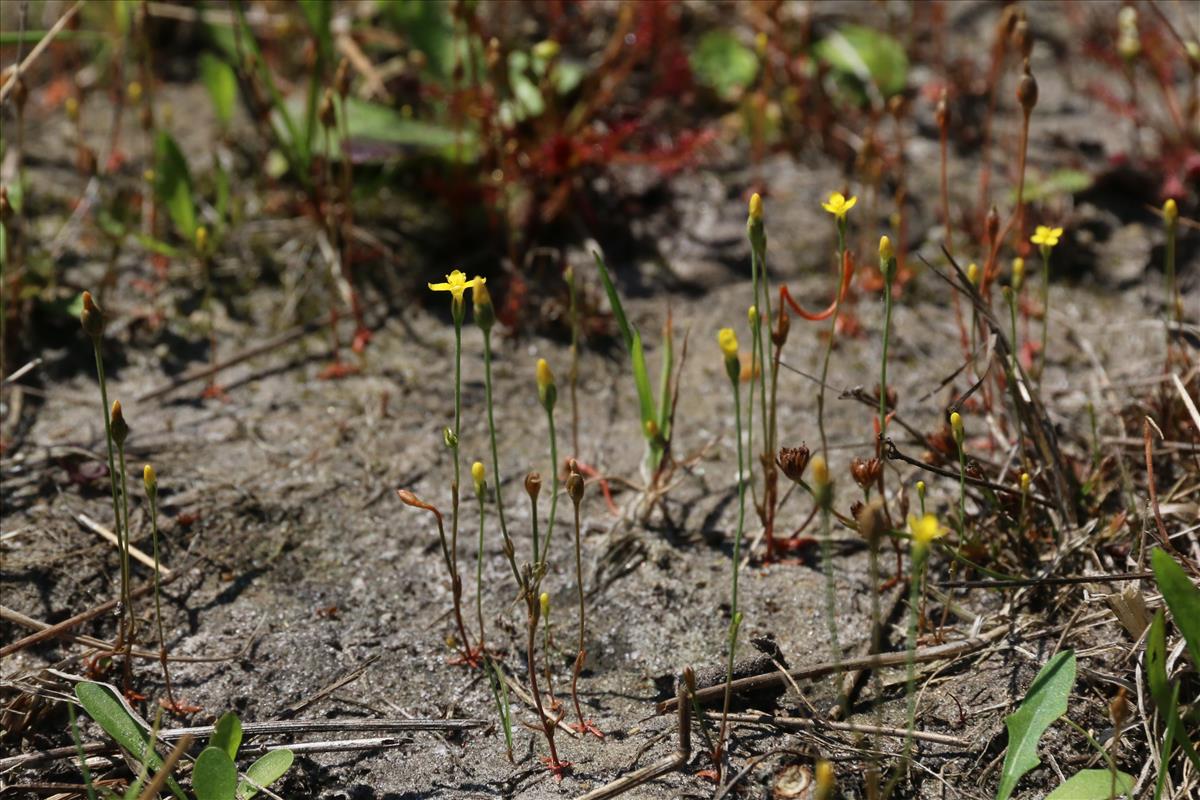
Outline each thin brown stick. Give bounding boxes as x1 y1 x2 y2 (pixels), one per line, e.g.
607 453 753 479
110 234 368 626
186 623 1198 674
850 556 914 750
705 711 970 748
1143 417 1177 557
135 733 192 800
0 1 83 103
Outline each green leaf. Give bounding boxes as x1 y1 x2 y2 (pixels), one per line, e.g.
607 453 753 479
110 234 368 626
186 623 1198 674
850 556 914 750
153 132 196 241
194 746 238 800
593 252 656 428
239 749 294 799
74 682 185 799
1017 169 1094 204
1145 607 1200 774
690 31 759 101
296 0 333 64
996 650 1076 800
199 53 238 128
1045 769 1135 799
210 712 242 761
1152 548 1200 668
814 25 908 99
382 0 456 83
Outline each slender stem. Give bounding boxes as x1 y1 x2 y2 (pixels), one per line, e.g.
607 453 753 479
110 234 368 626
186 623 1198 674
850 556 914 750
542 605 556 705
476 491 486 658
717 379 746 765
481 330 520 585
568 273 580 457
147 488 176 708
527 602 562 768
819 495 843 715
91 341 125 647
1008 291 1019 376
816 222 846 461
540 408 560 567
1165 217 1177 356
571 499 587 728
880 279 893 438
450 316 468 655
893 544 928 794
1038 248 1050 379
116 441 134 687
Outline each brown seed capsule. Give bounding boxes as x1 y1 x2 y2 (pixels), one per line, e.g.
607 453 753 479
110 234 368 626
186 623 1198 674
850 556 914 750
525 472 542 502
850 457 883 489
335 58 352 98
849 499 865 522
683 665 697 692
567 471 585 506
776 445 811 483
772 306 790 348
1017 59 1038 113
986 205 1000 245
110 401 129 446
935 89 949 131
318 88 336 129
12 75 28 111
81 291 105 339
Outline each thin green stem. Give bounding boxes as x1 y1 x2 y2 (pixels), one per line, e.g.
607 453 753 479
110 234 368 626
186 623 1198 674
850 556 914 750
817 222 847 461
481 330 520 585
476 489 486 658
880 279 893 438
147 487 176 708
115 441 134 682
91 341 125 645
1038 248 1050 378
540 407 560 567
819 496 843 715
892 544 929 795
717 379 746 764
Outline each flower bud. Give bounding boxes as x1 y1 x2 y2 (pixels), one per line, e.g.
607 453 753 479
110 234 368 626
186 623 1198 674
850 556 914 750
532 39 560 62
473 280 495 333
772 305 790 348
718 328 740 383
143 464 157 495
986 205 1000 244
749 192 763 221
318 88 337 129
879 235 894 262
747 193 766 253
950 411 964 447
916 480 926 503
856 498 886 546
1020 472 1031 492
110 401 128 446
967 262 980 286
540 591 551 617
1012 257 1026 292
567 470 585 506
80 291 104 339
335 58 352 98
536 358 557 411
195 226 208 255
644 418 660 442
443 427 458 449
1017 59 1038 113
471 461 486 497
748 305 758 327
1163 198 1178 226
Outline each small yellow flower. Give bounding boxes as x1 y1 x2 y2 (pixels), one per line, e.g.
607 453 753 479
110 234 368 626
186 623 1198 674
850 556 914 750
950 411 964 445
1012 257 1026 291
879 234 894 261
1020 472 1031 492
748 305 758 326
718 328 738 359
909 513 948 546
821 191 857 219
967 263 980 286
143 464 157 492
540 591 551 616
471 461 486 493
1030 225 1063 248
749 192 763 220
428 269 486 304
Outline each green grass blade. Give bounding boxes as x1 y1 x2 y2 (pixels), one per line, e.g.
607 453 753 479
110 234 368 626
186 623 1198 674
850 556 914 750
593 251 657 431
1146 607 1200 774
592 251 635 351
1045 769 1134 799
996 650 1076 800
655 316 673 438
154 132 197 242
1151 548 1200 668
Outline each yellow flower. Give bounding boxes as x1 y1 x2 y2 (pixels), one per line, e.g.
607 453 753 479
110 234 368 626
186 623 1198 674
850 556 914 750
143 464 157 493
748 305 758 326
967 263 979 285
950 411 964 445
540 591 551 616
1020 472 1031 492
718 328 738 359
471 461 486 494
1012 257 1026 291
909 513 948 546
879 234 894 261
821 191 857 219
428 269 486 303
536 358 556 410
1030 225 1063 248
749 192 763 220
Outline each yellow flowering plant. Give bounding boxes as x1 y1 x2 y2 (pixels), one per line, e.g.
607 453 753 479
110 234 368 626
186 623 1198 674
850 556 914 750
1030 226 1063 376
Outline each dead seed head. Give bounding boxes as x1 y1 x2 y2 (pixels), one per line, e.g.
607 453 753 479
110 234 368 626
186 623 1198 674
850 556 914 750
397 489 442 520
525 472 543 501
856 498 886 546
567 471 585 506
850 457 883 489
319 88 337 129
80 291 104 339
776 445 811 483
110 401 128 446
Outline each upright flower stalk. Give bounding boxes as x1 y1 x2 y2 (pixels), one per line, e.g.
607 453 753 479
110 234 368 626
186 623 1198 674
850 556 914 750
110 400 134 680
471 461 488 658
428 269 486 664
1163 199 1179 351
816 192 856 461
715 328 746 773
747 194 780 559
566 464 601 737
878 236 897 441
812 456 843 713
1029 225 1062 378
535 358 559 570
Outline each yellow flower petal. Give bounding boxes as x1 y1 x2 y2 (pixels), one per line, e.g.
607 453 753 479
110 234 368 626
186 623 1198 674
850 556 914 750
718 327 738 359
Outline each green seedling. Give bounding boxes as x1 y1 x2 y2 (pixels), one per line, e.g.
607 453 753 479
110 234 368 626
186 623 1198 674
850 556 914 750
1029 224 1062 379
996 650 1076 800
193 712 295 800
593 251 674 475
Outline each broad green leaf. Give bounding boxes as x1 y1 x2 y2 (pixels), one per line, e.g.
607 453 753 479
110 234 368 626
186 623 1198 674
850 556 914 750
1146 607 1200 774
996 650 1076 800
199 53 237 128
814 25 908 99
1017 169 1094 204
210 712 242 761
74 682 185 799
194 746 238 800
239 749 294 799
691 31 758 101
1152 548 1200 668
1045 769 1135 799
154 132 196 241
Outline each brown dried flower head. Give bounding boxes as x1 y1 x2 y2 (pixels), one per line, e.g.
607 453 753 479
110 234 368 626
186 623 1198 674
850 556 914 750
850 457 883 489
776 445 811 483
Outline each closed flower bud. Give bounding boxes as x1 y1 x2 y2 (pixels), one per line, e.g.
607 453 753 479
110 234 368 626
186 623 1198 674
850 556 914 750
473 280 495 332
748 305 758 327
533 39 560 61
1017 59 1038 113
443 427 458 449
967 262 980 286
1012 257 1026 292
916 480 926 501
471 461 486 496
644 418 660 442
747 193 766 252
525 472 542 502
318 88 337 129
749 192 763 221
81 291 104 339
1020 472 1031 492
110 401 128 446
195 226 208 255
143 464 157 495
950 411 964 446
540 591 551 617
718 328 740 383
1163 198 1178 226
879 234 894 262
567 471 585 506
777 445 811 483
536 358 557 411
